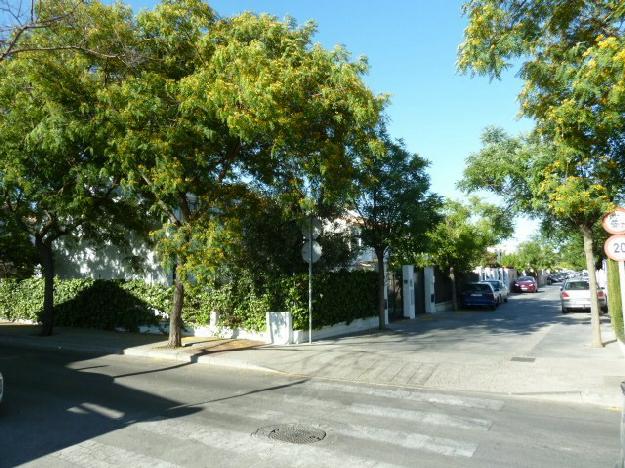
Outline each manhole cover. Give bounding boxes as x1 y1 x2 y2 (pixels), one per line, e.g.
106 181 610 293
253 424 326 444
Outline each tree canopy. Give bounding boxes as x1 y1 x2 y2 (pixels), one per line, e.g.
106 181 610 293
99 0 383 346
0 2 144 335
352 127 440 328
426 197 512 274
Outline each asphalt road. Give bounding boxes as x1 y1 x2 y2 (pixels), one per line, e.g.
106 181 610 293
0 342 621 468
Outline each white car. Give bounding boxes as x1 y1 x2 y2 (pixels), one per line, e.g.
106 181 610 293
560 279 608 313
484 279 509 304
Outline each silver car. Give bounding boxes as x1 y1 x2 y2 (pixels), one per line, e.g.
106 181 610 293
560 279 607 313
484 279 509 304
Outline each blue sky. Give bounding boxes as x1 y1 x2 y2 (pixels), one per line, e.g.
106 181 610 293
128 0 538 242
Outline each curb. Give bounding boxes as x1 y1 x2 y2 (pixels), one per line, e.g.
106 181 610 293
0 336 621 409
0 336 281 376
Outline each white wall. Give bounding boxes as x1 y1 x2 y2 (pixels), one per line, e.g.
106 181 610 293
54 236 169 285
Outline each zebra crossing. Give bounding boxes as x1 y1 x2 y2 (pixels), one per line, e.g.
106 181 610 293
38 380 506 468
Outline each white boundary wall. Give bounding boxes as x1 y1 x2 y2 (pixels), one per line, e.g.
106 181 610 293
10 312 378 346
291 316 379 344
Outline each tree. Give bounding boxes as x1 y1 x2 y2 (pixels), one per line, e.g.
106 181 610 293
459 0 625 348
103 2 382 347
460 128 615 346
426 198 512 310
0 0 138 63
353 128 440 329
0 21 143 336
503 237 558 273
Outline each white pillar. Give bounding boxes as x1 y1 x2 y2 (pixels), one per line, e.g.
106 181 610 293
402 265 415 319
266 311 293 345
424 266 436 314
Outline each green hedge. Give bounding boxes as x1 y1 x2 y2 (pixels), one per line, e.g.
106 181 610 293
607 259 624 343
0 278 167 332
181 270 377 332
0 270 378 333
269 271 378 330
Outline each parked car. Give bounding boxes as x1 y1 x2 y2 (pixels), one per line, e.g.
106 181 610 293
513 276 538 293
560 279 608 313
546 274 563 285
483 279 509 304
460 282 498 310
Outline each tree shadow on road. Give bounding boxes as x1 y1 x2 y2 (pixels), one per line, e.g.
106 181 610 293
0 348 201 466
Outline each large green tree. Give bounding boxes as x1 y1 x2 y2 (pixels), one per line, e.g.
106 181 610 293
459 0 625 347
103 1 382 347
0 1 142 336
353 128 440 329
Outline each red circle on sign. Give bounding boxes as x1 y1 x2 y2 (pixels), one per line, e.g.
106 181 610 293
604 234 625 261
602 207 625 234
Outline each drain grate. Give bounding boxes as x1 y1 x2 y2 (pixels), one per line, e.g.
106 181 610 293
253 424 326 445
510 356 535 362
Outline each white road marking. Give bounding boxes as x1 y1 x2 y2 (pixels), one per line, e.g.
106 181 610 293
49 439 179 468
332 423 478 458
81 402 125 420
349 403 492 431
309 381 504 410
231 389 492 431
136 417 401 468
179 404 478 460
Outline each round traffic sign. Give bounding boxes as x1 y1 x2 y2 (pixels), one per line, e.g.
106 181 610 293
301 240 322 263
602 208 625 235
604 234 625 261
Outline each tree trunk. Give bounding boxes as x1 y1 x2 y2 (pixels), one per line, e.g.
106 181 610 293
581 224 603 348
376 249 386 330
450 267 458 311
36 237 55 337
168 265 184 348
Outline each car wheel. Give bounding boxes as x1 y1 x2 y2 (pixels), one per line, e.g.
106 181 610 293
504 297 508 303
561 307 568 314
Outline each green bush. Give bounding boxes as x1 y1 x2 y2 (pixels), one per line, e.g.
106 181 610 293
0 270 378 333
265 270 378 331
607 259 624 342
0 277 167 331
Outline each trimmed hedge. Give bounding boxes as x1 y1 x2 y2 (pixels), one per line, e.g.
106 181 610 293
0 270 378 333
0 278 167 332
607 259 624 343
270 271 378 330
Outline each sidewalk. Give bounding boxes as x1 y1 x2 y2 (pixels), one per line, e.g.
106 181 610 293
1 311 624 408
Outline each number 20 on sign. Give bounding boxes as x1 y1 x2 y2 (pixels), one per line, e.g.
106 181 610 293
605 235 625 262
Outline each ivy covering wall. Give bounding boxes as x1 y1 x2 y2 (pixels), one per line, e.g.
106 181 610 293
0 270 377 333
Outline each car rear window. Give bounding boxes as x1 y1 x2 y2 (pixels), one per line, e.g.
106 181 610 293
564 281 589 290
464 283 490 292
485 281 501 290
518 276 534 281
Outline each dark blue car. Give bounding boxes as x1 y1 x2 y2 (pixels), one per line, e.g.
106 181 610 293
460 282 498 310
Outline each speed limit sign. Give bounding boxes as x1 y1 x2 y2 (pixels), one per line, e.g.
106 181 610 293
604 234 625 261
